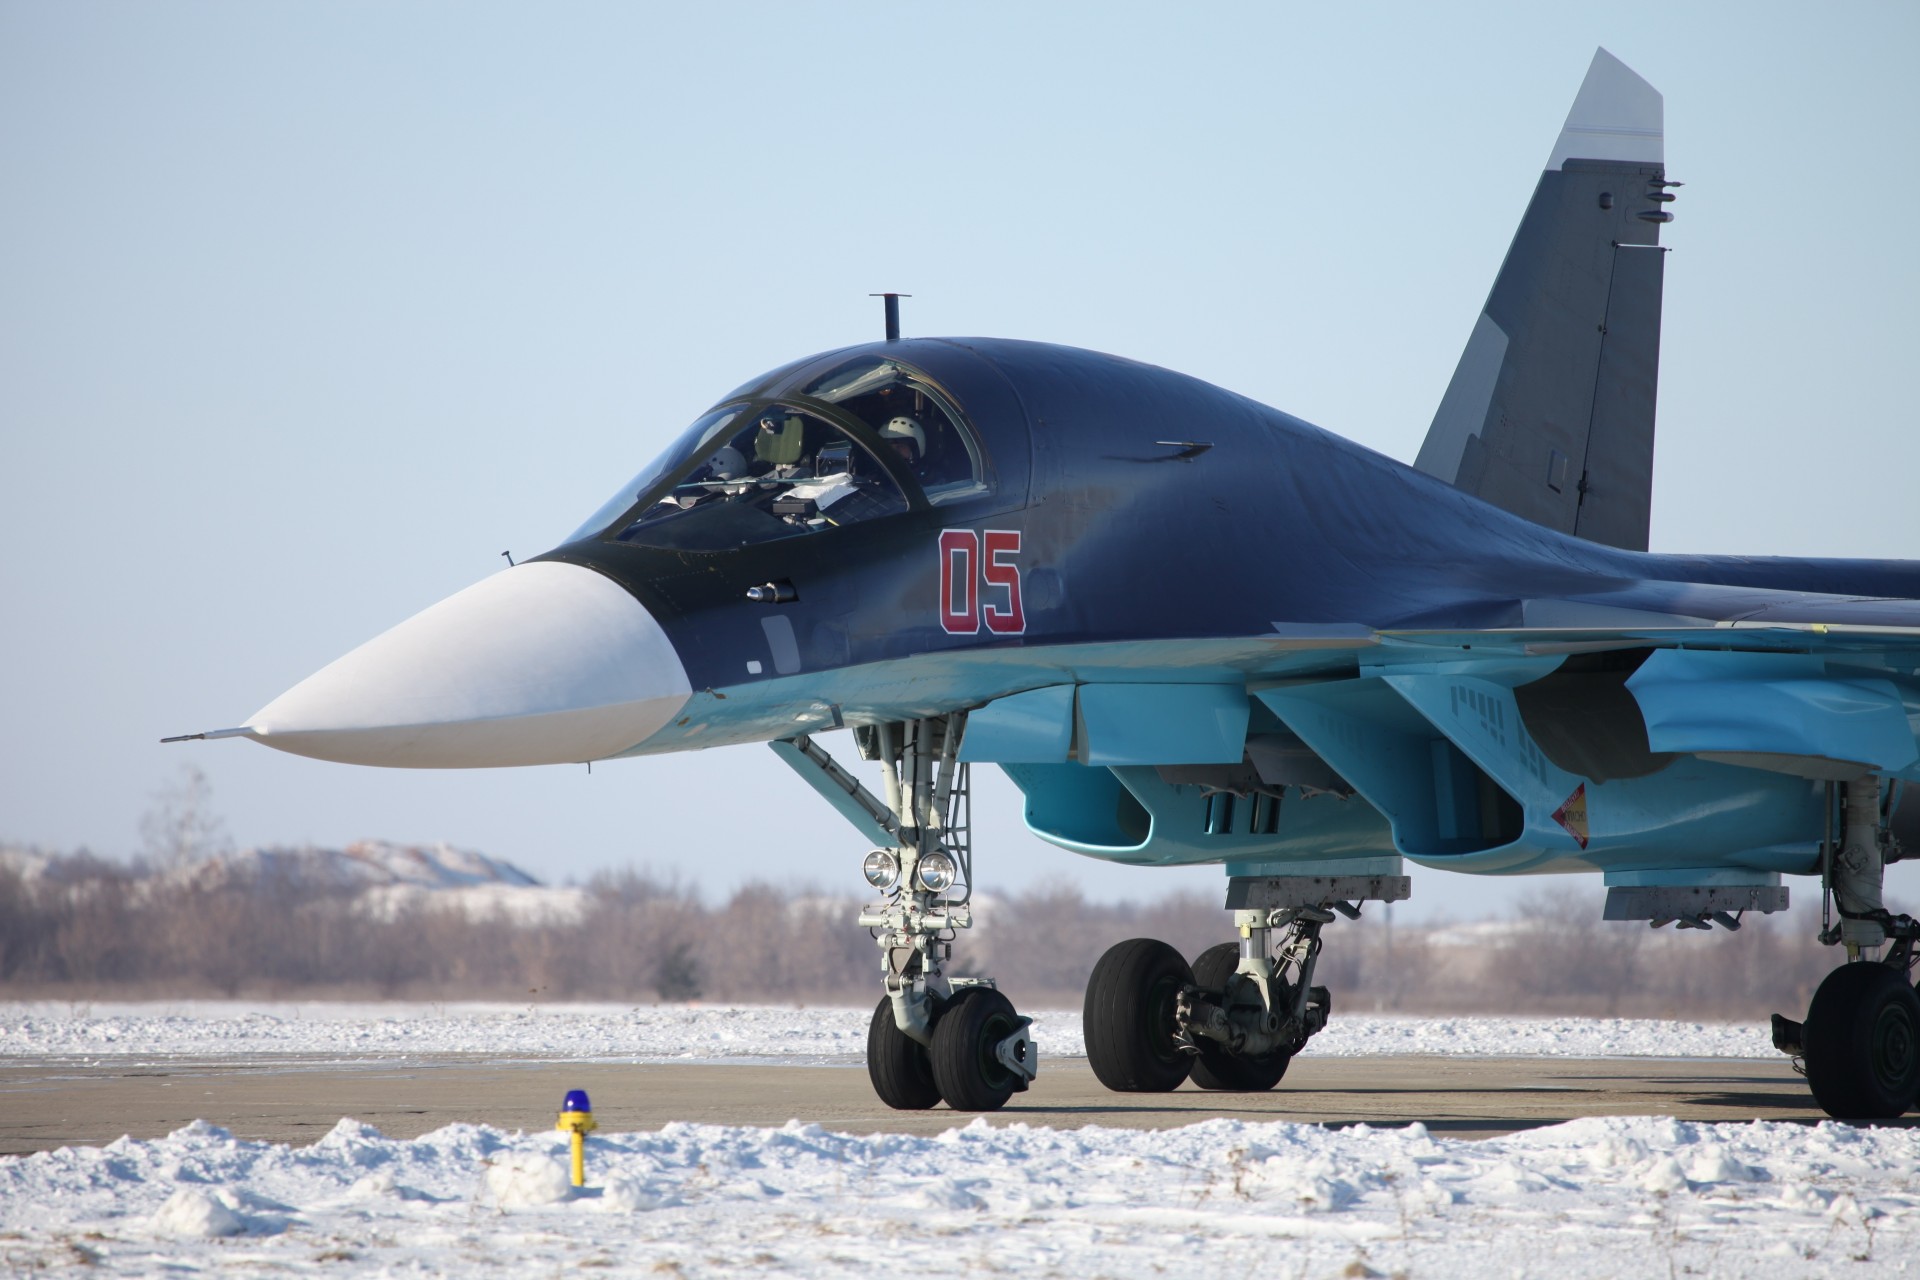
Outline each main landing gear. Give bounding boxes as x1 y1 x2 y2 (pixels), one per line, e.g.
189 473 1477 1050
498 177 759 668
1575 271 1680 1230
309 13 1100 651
1772 779 1920 1120
781 716 1035 1112
1084 875 1407 1093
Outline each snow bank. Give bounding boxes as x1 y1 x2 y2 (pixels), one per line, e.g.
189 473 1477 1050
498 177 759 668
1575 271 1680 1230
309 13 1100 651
0 1001 1778 1062
2 1113 1914 1277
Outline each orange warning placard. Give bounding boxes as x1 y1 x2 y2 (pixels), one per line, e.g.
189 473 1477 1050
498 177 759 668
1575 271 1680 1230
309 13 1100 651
1552 784 1589 849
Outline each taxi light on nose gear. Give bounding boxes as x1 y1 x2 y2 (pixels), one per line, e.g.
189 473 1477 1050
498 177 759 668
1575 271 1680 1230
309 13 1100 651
556 1088 596 1188
862 849 900 890
916 851 957 893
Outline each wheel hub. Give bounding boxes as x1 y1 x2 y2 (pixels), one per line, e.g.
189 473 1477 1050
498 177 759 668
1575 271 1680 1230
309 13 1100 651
994 1018 1038 1082
1871 1000 1917 1090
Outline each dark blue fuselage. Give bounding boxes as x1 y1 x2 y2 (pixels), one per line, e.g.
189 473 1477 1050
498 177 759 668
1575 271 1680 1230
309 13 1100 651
542 336 1920 697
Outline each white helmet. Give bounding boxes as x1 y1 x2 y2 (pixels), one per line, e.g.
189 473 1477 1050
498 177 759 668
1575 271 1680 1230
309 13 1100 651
881 415 926 459
705 444 746 480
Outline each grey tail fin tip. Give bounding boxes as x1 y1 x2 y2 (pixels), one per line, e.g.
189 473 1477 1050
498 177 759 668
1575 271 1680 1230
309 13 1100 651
1414 48 1671 554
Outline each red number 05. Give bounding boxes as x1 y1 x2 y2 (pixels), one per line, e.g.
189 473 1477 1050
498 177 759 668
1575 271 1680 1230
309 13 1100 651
938 529 1025 636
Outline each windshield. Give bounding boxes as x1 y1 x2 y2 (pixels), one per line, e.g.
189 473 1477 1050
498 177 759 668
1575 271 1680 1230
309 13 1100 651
566 408 741 544
606 404 910 551
564 355 991 550
800 358 988 505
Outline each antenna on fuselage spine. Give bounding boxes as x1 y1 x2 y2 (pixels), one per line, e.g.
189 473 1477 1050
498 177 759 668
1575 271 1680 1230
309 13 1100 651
869 292 910 342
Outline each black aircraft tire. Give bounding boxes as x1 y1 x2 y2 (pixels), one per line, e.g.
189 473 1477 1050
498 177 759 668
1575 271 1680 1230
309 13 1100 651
929 987 1023 1112
1188 942 1292 1092
1803 962 1920 1120
866 996 942 1110
1189 942 1241 997
1084 938 1195 1092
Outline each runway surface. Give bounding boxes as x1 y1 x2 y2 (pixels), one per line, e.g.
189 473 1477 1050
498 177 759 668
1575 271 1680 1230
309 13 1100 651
0 1052 1843 1156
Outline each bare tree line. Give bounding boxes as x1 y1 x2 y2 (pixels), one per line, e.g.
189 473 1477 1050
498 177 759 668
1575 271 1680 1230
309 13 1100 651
0 851 1846 1018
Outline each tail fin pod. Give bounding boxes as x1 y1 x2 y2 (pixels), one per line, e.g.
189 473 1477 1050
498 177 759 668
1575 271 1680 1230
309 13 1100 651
1414 49 1671 552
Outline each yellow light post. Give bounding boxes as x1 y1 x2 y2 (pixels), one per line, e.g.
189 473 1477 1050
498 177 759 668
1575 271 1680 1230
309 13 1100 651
556 1088 596 1187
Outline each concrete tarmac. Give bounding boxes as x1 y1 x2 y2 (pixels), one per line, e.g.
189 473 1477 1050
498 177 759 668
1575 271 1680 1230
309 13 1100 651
0 1053 1851 1157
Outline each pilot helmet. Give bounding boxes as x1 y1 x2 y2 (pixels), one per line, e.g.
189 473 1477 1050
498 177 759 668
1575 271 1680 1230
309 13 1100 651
705 444 747 480
881 416 926 460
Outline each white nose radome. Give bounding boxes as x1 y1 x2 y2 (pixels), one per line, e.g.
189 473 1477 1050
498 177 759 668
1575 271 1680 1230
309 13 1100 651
244 561 690 767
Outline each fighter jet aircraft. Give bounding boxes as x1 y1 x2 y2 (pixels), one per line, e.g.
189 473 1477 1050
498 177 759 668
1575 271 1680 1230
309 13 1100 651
171 50 1920 1120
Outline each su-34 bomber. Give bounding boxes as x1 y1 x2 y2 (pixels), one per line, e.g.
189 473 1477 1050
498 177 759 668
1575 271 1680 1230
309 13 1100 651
173 51 1920 1121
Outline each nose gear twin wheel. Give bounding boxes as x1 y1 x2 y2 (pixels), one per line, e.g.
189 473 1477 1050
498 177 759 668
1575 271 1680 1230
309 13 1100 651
867 996 942 1111
1803 962 1920 1120
1187 942 1292 1092
930 987 1028 1111
1084 938 1195 1092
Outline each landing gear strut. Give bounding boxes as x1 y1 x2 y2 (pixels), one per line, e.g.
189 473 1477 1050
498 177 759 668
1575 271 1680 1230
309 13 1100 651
1084 874 1405 1093
775 716 1035 1112
1774 779 1920 1120
1182 909 1331 1091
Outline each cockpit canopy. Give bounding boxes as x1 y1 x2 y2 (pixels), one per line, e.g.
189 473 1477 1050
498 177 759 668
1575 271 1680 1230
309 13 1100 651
567 355 990 551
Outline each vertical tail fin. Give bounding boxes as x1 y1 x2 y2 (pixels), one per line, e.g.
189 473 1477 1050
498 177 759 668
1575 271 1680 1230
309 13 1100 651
1414 49 1672 552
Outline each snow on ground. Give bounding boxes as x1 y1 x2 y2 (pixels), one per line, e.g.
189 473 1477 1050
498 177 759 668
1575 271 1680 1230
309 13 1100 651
0 1001 1779 1063
6 1003 1913 1277
3 1112 1917 1278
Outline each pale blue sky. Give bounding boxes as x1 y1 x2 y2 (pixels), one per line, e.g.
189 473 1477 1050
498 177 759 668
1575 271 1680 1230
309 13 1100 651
3 2 1916 920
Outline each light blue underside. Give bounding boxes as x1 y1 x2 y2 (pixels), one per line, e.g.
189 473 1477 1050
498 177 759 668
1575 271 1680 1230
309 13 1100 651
1076 684 1250 766
957 685 1074 763
615 631 1916 883
1627 650 1919 778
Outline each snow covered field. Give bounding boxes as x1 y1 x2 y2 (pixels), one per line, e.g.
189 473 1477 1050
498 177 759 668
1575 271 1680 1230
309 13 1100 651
6 1003 1914 1278
1 999 1780 1063
4 1113 1917 1278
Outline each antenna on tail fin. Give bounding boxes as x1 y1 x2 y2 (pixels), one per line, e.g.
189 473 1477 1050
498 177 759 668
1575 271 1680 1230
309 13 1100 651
1415 49 1672 552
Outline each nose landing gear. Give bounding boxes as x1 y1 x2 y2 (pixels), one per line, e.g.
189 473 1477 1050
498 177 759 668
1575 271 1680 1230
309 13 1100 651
776 715 1036 1112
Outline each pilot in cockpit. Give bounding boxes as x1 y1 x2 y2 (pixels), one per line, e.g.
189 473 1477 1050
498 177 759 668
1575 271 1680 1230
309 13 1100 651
663 443 749 511
707 444 748 484
881 416 927 472
882 413 968 488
